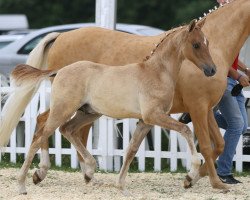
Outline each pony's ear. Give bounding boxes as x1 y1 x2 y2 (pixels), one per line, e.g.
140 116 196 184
188 19 196 32
197 18 206 29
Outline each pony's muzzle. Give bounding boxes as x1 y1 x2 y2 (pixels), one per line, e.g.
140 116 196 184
203 64 216 77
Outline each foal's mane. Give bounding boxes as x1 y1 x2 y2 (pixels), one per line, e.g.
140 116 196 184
143 0 236 62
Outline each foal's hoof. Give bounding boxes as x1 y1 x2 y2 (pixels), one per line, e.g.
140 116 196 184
183 175 193 189
84 174 92 184
121 189 133 197
20 192 27 195
33 171 42 185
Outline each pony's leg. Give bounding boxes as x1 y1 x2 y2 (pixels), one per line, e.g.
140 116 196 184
118 110 200 193
33 110 51 185
117 120 152 192
195 109 224 178
20 99 84 194
33 110 95 184
189 108 229 191
18 125 56 194
75 124 92 176
59 112 101 183
144 110 201 188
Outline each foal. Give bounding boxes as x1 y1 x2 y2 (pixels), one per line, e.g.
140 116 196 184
12 20 216 194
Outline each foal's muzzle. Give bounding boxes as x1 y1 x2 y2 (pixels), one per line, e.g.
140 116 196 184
203 64 217 77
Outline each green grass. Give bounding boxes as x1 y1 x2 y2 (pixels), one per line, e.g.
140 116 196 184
1 150 250 176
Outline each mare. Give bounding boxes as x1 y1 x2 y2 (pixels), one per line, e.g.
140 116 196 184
0 0 249 192
11 20 215 194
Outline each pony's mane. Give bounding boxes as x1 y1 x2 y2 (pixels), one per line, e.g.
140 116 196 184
143 0 236 61
143 26 186 61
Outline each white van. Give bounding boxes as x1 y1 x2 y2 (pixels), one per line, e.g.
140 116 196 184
0 14 29 33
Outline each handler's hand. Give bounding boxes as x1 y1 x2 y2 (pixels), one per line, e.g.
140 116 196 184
238 75 250 87
245 68 250 78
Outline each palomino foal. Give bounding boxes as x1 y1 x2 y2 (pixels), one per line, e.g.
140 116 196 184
12 20 216 194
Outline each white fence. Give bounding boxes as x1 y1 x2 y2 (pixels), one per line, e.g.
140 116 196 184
1 80 250 173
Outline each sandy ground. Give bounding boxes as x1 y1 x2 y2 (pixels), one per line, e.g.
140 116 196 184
0 168 250 200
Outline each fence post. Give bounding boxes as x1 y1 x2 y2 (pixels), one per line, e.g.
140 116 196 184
122 119 130 160
154 126 161 171
138 134 145 171
170 128 178 172
10 129 16 163
235 135 243 172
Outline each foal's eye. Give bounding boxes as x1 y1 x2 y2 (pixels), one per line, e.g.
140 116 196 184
193 43 200 49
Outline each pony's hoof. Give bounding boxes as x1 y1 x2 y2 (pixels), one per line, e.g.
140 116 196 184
18 183 27 195
33 171 42 185
183 175 192 189
84 174 92 184
212 181 230 191
20 192 27 195
121 189 132 197
91 177 103 186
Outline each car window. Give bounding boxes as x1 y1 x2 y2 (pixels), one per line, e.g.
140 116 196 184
17 29 74 55
136 28 164 36
18 34 45 55
0 41 13 49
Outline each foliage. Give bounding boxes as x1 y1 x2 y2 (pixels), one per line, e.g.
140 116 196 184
0 0 217 30
0 0 95 28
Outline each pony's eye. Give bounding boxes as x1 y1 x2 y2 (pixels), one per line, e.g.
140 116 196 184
193 43 200 49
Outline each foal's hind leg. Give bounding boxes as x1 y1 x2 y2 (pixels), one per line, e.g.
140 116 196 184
33 110 51 185
59 112 101 183
76 123 92 177
18 123 61 194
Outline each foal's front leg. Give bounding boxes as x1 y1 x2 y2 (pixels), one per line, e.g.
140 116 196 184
143 109 201 188
117 120 152 193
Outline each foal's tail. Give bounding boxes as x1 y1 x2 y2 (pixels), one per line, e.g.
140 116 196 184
0 32 60 147
11 64 57 86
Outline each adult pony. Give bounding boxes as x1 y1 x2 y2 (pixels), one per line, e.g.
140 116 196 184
12 20 215 194
0 0 249 191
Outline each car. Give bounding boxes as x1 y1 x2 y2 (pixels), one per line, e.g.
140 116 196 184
0 35 24 49
0 23 164 80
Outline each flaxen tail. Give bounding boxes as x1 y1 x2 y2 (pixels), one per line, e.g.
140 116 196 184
0 32 60 147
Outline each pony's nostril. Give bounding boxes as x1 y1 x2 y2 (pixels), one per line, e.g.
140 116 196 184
211 68 216 75
203 65 216 77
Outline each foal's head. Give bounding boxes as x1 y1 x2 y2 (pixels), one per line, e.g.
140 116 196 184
182 19 216 77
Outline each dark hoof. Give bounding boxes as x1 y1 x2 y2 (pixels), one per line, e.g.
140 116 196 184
84 174 92 184
183 175 193 189
20 192 27 195
33 171 42 185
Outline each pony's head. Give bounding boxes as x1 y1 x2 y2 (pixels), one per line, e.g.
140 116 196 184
182 19 216 77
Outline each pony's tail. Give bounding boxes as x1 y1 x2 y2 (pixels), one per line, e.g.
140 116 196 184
0 32 60 147
11 64 57 86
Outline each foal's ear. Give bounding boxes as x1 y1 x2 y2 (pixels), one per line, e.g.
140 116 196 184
197 18 206 29
188 19 196 32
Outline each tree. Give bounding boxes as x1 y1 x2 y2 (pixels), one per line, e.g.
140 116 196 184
0 0 217 30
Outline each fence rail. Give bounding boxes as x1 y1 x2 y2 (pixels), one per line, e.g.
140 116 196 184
1 81 250 172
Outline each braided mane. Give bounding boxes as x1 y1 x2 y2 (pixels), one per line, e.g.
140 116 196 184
143 0 235 61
